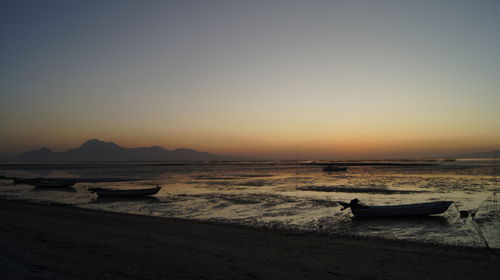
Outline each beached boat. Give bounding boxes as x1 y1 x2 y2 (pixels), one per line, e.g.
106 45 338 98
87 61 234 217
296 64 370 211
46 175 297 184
32 180 76 188
339 199 453 217
323 165 347 172
13 177 43 184
89 185 161 198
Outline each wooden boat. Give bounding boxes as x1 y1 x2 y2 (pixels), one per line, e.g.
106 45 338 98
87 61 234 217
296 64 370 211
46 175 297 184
13 177 43 184
89 185 161 198
323 165 347 172
339 199 453 217
31 180 75 188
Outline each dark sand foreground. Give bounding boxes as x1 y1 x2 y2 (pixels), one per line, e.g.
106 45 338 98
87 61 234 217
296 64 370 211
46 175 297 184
1 200 499 280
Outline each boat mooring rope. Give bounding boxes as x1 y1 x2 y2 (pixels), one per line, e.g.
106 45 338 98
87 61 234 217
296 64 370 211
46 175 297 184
457 152 500 254
454 192 499 258
470 214 500 258
469 210 490 248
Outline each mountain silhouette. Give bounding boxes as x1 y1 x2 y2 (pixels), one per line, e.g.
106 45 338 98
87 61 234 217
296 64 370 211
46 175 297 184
11 139 243 162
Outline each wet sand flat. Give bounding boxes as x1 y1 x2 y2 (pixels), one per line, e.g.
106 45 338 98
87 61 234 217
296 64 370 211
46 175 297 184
1 199 499 280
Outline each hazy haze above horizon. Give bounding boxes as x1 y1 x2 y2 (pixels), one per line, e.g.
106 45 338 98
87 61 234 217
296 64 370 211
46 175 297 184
1 0 500 160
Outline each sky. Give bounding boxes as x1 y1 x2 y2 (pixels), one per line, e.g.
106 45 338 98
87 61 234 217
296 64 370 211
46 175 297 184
1 0 500 159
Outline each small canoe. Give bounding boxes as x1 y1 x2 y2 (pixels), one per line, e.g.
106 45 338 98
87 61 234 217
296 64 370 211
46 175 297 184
32 180 75 188
323 165 347 172
89 185 161 198
340 199 453 217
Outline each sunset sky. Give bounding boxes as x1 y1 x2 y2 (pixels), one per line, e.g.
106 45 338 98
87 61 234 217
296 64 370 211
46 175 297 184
1 0 500 159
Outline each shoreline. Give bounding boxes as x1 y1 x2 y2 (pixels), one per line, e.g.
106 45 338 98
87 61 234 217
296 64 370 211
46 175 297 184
0 161 438 170
1 199 500 279
1 196 498 249
0 196 480 248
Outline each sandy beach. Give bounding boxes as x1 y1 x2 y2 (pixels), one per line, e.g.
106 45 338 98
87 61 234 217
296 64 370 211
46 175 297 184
1 199 499 279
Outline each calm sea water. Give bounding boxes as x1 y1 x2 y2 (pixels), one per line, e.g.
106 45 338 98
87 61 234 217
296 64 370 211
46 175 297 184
1 160 499 248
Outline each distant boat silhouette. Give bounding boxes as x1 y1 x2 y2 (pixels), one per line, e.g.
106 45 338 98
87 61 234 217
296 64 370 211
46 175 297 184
323 165 347 172
88 185 161 198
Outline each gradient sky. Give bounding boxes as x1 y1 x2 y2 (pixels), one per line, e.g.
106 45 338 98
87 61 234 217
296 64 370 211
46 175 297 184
1 0 500 159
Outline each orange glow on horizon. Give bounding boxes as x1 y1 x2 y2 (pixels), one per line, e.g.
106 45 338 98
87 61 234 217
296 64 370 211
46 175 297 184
2 1 500 159
3 131 499 160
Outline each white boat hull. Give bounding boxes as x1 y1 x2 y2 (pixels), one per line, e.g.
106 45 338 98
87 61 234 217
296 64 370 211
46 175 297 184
351 201 453 217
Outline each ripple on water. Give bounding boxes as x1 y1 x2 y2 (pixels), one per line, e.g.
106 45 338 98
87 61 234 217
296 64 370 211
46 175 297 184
0 161 499 248
298 185 427 194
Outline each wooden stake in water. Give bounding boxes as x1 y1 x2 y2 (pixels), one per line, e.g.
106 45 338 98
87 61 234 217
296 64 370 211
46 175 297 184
493 151 496 189
494 151 498 222
295 151 299 197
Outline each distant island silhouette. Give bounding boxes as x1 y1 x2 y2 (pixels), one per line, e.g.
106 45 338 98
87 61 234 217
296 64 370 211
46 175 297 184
11 139 245 162
6 139 499 162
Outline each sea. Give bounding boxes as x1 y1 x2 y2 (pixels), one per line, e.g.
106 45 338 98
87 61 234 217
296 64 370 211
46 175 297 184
1 159 499 248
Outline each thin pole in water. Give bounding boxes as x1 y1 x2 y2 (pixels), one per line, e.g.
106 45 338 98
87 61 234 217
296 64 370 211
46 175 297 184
494 151 498 223
295 150 299 197
493 151 496 190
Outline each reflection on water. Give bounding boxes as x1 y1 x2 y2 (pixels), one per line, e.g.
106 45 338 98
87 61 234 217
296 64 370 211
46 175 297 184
298 185 428 194
0 160 499 248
